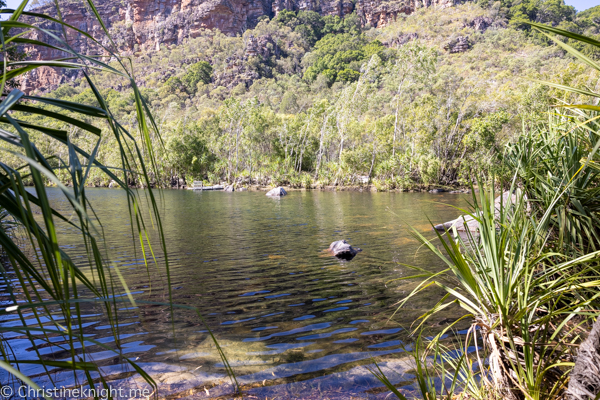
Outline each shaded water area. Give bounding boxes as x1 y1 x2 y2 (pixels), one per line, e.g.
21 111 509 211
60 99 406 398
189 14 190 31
1 189 472 399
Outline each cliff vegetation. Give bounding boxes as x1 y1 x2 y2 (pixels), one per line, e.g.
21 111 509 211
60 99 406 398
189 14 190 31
10 2 600 189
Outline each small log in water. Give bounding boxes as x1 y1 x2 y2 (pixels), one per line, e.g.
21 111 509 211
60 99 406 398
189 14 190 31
189 183 224 191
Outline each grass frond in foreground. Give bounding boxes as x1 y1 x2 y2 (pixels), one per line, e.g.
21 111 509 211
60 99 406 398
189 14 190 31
379 181 599 399
0 0 238 396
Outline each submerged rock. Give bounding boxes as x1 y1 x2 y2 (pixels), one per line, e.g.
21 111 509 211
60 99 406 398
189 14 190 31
266 187 287 197
328 240 362 260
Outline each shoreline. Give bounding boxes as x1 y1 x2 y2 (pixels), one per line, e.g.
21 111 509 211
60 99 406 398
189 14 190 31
182 184 472 194
53 181 474 193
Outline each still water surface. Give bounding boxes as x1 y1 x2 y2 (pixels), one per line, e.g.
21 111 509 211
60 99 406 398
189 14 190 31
4 189 470 399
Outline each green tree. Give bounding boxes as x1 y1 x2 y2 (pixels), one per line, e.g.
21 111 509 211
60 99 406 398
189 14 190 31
165 76 183 92
167 131 216 182
337 68 360 82
493 0 576 29
322 13 361 36
302 33 385 83
182 61 213 94
296 11 326 45
576 4 600 29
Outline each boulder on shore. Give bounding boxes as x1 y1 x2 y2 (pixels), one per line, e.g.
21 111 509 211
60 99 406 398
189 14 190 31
434 190 528 232
328 240 362 260
266 187 287 197
224 185 235 192
434 214 479 232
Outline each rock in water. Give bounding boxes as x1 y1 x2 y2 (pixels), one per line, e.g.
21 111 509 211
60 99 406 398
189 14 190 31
266 187 287 197
224 185 235 192
329 240 362 260
567 318 600 400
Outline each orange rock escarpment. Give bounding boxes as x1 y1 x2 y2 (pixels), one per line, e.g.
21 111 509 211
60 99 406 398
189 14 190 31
20 0 458 91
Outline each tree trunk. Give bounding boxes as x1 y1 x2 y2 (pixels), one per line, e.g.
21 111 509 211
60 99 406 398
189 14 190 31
393 101 398 158
314 114 328 181
368 138 376 183
567 317 600 400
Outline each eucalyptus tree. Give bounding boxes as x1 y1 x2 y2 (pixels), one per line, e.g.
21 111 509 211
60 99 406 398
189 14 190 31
331 54 382 183
217 97 248 181
313 99 335 181
388 41 437 158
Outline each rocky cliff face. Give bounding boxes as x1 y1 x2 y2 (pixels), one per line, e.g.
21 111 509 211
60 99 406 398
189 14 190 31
357 0 455 28
20 0 460 92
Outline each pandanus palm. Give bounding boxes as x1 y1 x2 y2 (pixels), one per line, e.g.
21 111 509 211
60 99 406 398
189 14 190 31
381 26 600 400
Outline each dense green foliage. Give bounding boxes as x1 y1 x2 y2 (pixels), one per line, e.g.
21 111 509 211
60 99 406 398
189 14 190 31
497 0 576 29
387 111 600 399
303 34 386 83
274 9 362 45
166 60 213 95
8 1 599 190
577 4 600 28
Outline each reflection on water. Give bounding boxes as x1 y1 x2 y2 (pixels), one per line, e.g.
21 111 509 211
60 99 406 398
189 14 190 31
1 189 471 399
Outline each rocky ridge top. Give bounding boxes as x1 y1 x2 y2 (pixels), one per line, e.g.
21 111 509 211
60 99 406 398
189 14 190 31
20 0 462 91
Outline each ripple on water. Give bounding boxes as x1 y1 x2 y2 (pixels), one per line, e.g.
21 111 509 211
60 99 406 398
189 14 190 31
11 188 472 399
